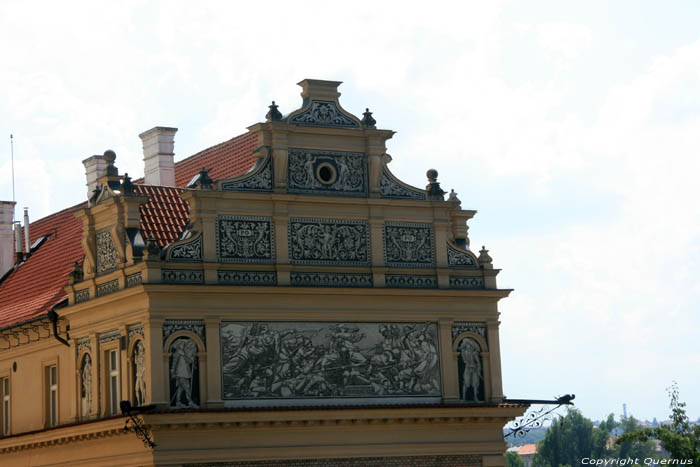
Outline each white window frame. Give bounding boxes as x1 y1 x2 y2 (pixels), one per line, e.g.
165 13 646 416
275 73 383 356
1 376 9 435
108 349 120 415
47 364 58 427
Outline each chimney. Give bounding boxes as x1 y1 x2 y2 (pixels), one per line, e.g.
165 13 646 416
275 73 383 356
0 201 16 277
23 207 30 253
139 127 177 186
14 221 22 262
82 154 108 199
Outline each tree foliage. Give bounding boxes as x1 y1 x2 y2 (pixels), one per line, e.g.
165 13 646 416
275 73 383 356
506 451 526 467
616 382 700 463
532 408 606 466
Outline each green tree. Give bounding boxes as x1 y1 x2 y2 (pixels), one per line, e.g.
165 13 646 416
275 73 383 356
532 408 609 466
613 415 658 459
506 451 526 467
616 382 700 462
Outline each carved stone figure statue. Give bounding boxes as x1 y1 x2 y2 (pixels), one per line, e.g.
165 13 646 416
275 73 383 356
170 337 198 408
133 341 147 406
81 354 92 416
458 338 482 402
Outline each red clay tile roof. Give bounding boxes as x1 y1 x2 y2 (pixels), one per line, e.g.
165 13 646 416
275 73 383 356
0 131 257 329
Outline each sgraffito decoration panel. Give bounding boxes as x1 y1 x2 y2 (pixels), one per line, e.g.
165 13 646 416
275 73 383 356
161 269 204 284
218 270 277 286
289 101 360 128
383 222 435 268
447 243 477 269
125 273 142 288
217 216 275 264
220 322 441 401
289 218 370 266
75 289 90 303
220 155 273 192
385 275 437 289
379 168 427 200
449 276 484 289
184 455 482 467
452 322 487 344
167 234 202 261
287 148 367 197
95 227 118 274
96 280 119 297
163 320 205 347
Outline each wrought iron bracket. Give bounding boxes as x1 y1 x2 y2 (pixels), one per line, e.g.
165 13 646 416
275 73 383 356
120 401 156 448
503 394 575 439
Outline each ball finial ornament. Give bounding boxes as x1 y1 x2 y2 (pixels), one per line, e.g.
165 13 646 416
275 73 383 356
103 149 117 163
426 169 438 182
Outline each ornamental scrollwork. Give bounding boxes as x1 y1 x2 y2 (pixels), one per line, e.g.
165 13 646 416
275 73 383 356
447 243 477 269
289 100 359 128
76 338 92 354
451 322 487 343
383 222 435 268
163 320 205 346
288 218 370 266
128 325 144 343
216 216 275 264
220 155 273 192
379 168 427 200
287 148 367 196
96 227 118 274
167 234 202 261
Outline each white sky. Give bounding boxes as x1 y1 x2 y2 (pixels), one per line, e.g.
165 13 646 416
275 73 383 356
1 0 699 422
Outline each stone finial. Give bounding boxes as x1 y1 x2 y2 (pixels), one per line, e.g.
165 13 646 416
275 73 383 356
197 167 213 189
68 261 84 284
104 150 118 177
121 173 135 195
145 238 161 260
478 246 493 269
361 108 376 129
265 101 283 122
425 169 445 201
448 189 460 203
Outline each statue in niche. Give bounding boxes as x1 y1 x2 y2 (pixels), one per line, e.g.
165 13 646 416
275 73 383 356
133 341 147 406
458 338 483 402
80 354 92 417
169 337 199 408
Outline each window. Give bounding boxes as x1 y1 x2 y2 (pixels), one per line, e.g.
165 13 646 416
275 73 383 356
1 376 9 435
108 350 119 415
46 365 57 427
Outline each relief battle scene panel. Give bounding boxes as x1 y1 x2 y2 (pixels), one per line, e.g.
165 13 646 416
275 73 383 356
220 322 441 401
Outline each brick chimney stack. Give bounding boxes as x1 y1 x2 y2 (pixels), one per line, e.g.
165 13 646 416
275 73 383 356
0 201 16 277
139 126 178 186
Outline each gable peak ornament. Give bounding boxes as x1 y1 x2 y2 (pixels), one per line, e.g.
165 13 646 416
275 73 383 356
478 245 493 269
425 169 445 201
361 108 376 129
265 101 283 122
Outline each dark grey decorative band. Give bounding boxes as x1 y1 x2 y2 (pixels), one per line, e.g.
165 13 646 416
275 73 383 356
290 272 373 288
287 148 367 197
95 227 118 275
220 155 273 192
385 275 437 289
447 243 477 269
218 270 277 286
183 455 482 467
76 338 91 353
163 320 205 346
216 215 275 264
99 330 121 344
75 289 90 303
96 280 119 297
289 100 359 128
448 276 484 289
126 273 142 288
288 218 370 266
167 234 203 261
128 325 144 343
383 222 435 268
161 270 204 284
452 322 488 343
379 168 427 200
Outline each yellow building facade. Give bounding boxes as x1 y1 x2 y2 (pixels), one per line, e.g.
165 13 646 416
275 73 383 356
0 80 525 466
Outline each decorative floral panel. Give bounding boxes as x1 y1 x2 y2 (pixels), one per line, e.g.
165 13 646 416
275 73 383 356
216 216 275 264
288 218 370 266
383 222 435 268
379 168 427 200
220 155 273 192
447 243 477 269
96 227 118 274
289 100 359 128
167 234 202 261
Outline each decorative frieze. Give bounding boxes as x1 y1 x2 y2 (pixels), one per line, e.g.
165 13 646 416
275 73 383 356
216 216 275 264
167 234 202 261
95 227 118 274
289 218 370 266
99 329 121 344
126 273 142 288
452 322 487 342
385 275 437 289
220 321 440 401
217 270 277 286
96 280 119 297
76 338 91 354
383 222 435 268
289 100 359 128
447 243 477 269
161 270 204 284
290 272 373 288
220 156 273 192
448 276 484 289
163 320 205 346
287 148 367 197
75 289 90 303
379 168 427 200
